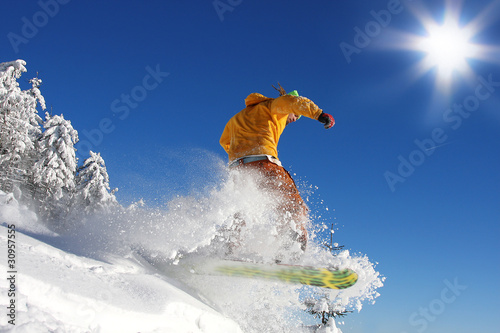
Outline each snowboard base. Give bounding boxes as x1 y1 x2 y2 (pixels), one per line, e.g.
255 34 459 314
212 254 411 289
209 260 358 290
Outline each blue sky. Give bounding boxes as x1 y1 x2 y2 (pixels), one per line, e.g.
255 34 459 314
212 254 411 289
2 0 500 332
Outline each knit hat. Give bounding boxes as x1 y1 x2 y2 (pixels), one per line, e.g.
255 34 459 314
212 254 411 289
287 90 301 119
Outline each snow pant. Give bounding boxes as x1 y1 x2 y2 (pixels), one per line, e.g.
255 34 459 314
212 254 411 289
232 159 308 251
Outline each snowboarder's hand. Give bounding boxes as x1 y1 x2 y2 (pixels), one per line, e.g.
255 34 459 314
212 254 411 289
318 112 335 129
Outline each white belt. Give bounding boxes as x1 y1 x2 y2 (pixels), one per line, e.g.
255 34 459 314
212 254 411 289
229 155 282 168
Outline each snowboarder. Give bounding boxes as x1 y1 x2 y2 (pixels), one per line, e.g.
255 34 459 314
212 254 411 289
219 84 335 254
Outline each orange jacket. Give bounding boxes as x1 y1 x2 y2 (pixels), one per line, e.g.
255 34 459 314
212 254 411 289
220 93 323 162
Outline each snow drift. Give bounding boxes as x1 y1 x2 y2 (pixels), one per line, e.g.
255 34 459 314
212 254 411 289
0 162 384 333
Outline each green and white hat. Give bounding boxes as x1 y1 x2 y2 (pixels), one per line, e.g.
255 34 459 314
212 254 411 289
287 90 301 119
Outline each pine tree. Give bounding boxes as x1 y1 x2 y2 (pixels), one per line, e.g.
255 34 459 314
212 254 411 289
304 223 351 326
0 60 44 194
304 294 352 325
75 151 117 213
0 60 122 223
32 112 78 220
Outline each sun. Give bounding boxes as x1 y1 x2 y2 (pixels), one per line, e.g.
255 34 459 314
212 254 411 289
391 0 500 94
419 21 475 74
415 15 478 88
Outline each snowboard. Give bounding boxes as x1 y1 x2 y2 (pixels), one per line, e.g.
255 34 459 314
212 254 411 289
135 251 358 290
205 259 358 290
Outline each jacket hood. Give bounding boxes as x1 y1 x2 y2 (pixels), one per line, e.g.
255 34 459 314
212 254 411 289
245 93 273 107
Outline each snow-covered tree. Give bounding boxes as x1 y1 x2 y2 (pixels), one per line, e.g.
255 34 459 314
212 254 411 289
0 60 44 194
303 223 351 326
76 151 117 213
32 112 78 219
304 294 351 326
33 112 79 197
0 59 121 221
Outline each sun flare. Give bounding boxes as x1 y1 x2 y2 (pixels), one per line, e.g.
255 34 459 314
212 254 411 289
393 1 500 94
416 18 478 85
420 23 474 70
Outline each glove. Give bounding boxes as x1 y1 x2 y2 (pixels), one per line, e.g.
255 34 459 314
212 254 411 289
318 112 335 129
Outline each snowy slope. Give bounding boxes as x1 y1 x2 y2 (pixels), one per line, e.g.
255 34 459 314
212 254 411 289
0 226 242 332
0 192 241 333
0 167 384 333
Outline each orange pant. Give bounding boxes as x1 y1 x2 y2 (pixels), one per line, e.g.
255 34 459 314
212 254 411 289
233 159 308 250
